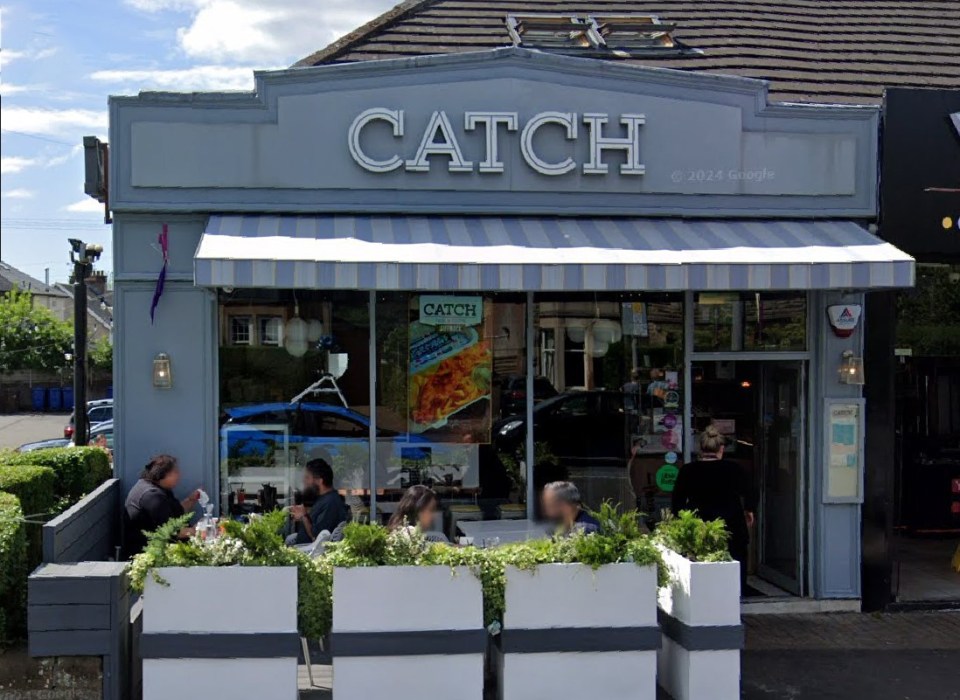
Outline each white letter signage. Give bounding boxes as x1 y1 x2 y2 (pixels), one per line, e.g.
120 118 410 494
347 109 646 177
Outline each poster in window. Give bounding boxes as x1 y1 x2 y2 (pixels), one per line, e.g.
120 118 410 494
408 296 492 442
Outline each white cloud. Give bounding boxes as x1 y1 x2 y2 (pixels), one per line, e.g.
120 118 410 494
2 188 35 199
91 65 265 91
126 0 395 64
0 48 25 68
1 155 40 174
0 46 58 69
0 107 107 136
65 198 105 213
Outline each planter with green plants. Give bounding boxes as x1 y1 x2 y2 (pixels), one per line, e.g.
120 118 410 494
130 513 323 700
653 510 743 700
324 523 485 700
485 503 664 700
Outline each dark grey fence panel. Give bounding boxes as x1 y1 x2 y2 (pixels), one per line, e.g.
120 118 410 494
43 478 121 564
28 562 131 700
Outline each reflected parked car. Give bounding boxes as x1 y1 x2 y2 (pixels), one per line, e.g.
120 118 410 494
69 420 114 450
500 375 559 416
17 438 71 453
221 402 432 461
494 390 630 466
64 399 113 439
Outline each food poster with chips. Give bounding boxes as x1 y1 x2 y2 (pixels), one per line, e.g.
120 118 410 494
408 296 493 442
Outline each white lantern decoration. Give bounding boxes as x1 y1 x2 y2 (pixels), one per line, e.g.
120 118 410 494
592 319 623 345
566 323 586 344
591 339 610 357
285 337 308 358
307 320 324 343
285 311 308 358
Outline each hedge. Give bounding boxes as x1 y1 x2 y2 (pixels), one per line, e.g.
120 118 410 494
0 465 57 569
0 492 27 644
0 447 111 501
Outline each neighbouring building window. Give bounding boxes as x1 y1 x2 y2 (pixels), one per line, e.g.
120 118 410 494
230 316 252 345
259 316 284 346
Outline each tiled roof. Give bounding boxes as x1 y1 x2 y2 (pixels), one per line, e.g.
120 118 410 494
0 261 69 297
295 0 960 105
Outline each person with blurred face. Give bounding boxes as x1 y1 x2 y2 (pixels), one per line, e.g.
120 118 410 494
123 454 201 557
289 458 349 544
388 485 441 533
541 481 599 535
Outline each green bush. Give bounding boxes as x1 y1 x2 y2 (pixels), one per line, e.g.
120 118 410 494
0 447 112 502
654 509 732 562
0 465 57 568
0 492 27 644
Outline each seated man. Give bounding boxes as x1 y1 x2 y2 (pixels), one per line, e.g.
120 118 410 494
541 481 600 535
288 458 349 544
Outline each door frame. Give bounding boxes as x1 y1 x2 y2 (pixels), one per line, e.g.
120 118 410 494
683 290 813 597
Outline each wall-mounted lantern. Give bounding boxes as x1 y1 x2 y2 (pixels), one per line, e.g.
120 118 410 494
838 350 865 385
153 352 173 389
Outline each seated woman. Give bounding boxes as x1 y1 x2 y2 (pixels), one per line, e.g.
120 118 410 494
122 454 201 558
387 485 448 542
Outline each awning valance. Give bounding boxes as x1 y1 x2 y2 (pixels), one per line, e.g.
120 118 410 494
194 215 913 291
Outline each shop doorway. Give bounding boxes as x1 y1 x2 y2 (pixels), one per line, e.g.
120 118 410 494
691 360 806 597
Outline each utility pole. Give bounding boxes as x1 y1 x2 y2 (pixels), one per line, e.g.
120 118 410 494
69 239 102 446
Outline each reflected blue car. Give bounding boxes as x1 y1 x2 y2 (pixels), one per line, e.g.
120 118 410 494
220 402 431 461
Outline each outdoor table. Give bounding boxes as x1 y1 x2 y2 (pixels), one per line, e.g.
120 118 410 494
457 519 551 544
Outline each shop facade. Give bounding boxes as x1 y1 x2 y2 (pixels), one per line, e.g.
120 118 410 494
109 48 912 601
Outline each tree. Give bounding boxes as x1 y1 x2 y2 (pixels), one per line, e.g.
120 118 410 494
0 289 73 373
89 335 113 372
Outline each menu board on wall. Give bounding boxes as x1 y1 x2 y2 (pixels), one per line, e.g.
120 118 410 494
824 400 864 503
408 296 492 442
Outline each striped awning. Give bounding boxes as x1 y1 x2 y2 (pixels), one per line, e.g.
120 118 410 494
194 215 914 291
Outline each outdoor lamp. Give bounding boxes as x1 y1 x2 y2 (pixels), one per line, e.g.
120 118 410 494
153 352 173 389
838 350 865 385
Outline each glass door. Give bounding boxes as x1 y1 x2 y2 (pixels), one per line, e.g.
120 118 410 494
757 361 805 594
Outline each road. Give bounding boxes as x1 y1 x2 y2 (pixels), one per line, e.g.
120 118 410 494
0 413 68 449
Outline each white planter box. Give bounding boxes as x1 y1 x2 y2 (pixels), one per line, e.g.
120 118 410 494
496 563 659 700
142 566 299 700
656 546 742 700
332 565 484 700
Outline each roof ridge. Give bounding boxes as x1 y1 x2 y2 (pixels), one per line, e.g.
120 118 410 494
293 0 442 67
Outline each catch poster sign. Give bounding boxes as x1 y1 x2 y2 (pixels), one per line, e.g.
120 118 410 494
409 296 492 441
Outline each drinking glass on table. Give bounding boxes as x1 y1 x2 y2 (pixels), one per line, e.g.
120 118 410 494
481 536 500 549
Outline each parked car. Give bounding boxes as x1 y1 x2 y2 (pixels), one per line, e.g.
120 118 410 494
221 402 434 461
17 437 71 453
64 399 113 439
495 390 631 466
499 375 559 416
69 420 114 450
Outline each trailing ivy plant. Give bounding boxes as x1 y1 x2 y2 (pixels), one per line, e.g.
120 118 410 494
653 509 732 563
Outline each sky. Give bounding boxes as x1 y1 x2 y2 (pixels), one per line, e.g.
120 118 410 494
0 0 396 283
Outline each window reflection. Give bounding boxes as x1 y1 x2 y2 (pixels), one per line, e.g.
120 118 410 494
693 292 807 352
218 290 370 521
525 294 684 521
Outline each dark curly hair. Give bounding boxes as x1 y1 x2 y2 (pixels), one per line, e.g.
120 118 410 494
141 454 178 483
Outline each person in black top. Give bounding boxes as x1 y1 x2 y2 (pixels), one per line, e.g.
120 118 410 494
288 458 350 544
123 454 201 558
541 481 600 535
672 424 757 582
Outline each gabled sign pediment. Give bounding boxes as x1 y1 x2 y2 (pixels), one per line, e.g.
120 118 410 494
112 47 878 217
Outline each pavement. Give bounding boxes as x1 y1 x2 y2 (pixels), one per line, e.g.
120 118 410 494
0 413 68 450
297 611 960 699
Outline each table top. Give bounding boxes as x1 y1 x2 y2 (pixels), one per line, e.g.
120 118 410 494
457 519 551 543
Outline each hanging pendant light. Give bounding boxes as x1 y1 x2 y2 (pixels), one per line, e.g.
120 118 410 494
285 297 308 358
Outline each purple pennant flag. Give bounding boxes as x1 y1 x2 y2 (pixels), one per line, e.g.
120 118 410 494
150 224 169 324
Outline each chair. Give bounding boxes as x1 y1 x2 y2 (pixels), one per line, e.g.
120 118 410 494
447 504 483 541
497 503 527 520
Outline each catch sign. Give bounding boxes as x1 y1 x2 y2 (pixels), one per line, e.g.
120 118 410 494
419 295 484 326
348 108 645 176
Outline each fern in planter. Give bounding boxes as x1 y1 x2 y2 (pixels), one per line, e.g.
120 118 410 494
653 509 732 563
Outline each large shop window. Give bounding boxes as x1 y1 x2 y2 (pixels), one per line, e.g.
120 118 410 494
693 292 807 352
375 293 527 537
218 290 371 520
528 294 684 519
